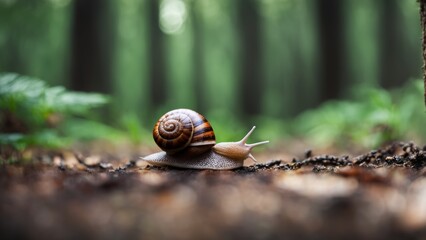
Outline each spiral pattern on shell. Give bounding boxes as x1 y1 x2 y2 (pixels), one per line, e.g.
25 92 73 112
153 109 216 154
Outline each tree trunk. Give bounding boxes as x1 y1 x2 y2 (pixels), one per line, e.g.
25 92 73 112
148 0 167 109
316 0 345 102
378 0 410 89
420 0 426 107
69 0 114 94
191 2 206 113
237 0 262 117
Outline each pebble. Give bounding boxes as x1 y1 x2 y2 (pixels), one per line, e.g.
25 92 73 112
53 156 62 166
100 162 113 169
83 156 101 166
63 152 79 169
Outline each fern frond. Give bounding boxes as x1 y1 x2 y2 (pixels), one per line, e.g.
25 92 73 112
0 73 112 150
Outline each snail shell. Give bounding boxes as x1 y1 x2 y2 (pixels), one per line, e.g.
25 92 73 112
153 109 216 156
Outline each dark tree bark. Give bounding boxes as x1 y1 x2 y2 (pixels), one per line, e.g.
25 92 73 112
69 0 115 94
191 2 206 113
316 0 345 102
237 0 262 117
148 0 167 108
420 0 426 107
378 0 415 89
291 46 307 114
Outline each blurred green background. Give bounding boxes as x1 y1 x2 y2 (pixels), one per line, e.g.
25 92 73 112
0 0 424 150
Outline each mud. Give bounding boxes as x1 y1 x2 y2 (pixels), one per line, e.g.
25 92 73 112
0 141 425 240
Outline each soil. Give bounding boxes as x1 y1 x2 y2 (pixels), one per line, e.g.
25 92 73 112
0 141 425 240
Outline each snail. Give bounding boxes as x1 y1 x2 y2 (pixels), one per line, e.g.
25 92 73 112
141 109 269 170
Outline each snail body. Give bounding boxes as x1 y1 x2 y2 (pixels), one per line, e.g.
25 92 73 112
141 109 269 170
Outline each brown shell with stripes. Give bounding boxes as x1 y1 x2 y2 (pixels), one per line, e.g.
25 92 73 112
153 109 216 156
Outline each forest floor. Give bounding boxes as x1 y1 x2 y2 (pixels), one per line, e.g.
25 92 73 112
0 141 426 240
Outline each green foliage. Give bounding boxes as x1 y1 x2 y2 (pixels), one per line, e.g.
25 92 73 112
0 73 117 150
1 0 422 125
118 113 150 145
205 109 247 142
293 80 426 148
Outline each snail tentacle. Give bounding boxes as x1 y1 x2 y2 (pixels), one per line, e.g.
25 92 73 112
212 126 269 163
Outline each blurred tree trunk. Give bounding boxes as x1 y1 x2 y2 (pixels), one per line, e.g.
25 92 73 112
378 0 410 89
69 0 115 94
419 0 426 107
237 0 262 117
191 2 206 113
316 0 345 102
292 47 307 113
148 0 167 109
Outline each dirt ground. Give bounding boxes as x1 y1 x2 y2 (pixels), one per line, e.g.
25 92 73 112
0 141 425 240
